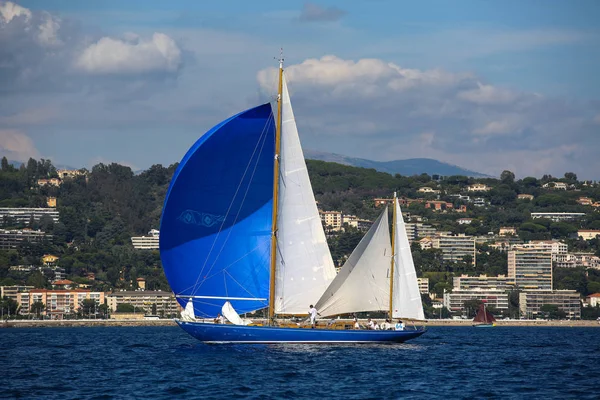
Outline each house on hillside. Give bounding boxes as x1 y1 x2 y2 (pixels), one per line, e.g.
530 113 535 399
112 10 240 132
467 183 491 192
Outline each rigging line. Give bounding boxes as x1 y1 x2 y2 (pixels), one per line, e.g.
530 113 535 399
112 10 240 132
191 115 274 293
200 242 265 281
223 270 269 305
197 115 274 287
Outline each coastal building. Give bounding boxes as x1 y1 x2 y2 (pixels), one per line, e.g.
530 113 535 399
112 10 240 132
499 227 517 236
373 198 393 207
516 240 568 256
405 223 437 242
0 229 52 250
542 182 568 190
425 201 453 211
577 230 600 241
472 197 486 207
131 229 160 250
577 197 594 206
46 197 57 207
106 291 180 316
417 278 429 295
530 212 585 222
342 214 372 231
320 211 342 231
418 187 440 195
37 178 61 187
517 194 534 201
443 289 509 313
585 293 600 307
519 290 580 319
508 248 552 290
432 233 476 264
553 253 600 269
457 218 472 225
0 207 59 225
57 169 85 180
24 289 106 319
467 183 491 192
453 275 515 291
42 254 59 266
0 285 34 304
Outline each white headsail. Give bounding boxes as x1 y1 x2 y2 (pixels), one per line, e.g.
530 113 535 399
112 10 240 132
315 207 392 317
392 199 425 320
274 73 337 314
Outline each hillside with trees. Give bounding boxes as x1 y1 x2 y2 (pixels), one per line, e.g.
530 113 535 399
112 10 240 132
1 156 600 317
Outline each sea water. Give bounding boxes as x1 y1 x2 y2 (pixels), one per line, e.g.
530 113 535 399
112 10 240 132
1 326 599 399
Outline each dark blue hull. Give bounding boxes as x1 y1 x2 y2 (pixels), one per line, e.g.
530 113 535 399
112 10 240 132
176 320 426 344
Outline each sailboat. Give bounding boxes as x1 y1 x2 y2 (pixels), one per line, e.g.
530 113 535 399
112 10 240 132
473 302 496 328
159 56 426 343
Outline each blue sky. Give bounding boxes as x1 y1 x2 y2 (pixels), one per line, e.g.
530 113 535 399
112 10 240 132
1 0 599 178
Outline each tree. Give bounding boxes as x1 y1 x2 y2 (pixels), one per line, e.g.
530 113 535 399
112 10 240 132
500 170 515 185
30 301 45 319
0 296 19 318
540 304 566 320
463 299 482 318
564 172 578 183
1 157 9 172
81 299 97 318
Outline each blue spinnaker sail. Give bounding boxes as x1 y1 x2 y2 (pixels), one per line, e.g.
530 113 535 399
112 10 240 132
160 103 275 318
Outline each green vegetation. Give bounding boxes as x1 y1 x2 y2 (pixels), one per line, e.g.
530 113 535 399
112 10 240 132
1 157 600 314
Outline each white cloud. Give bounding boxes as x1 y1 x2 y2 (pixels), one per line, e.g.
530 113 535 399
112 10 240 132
0 129 40 161
256 55 599 178
457 82 518 105
0 1 31 23
75 33 182 74
37 12 62 46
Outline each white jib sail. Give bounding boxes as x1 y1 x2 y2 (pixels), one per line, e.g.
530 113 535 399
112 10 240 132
180 298 197 322
274 73 337 315
392 199 425 320
315 207 392 317
221 301 251 326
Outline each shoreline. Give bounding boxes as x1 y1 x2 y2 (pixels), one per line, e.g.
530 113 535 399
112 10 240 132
2 318 599 328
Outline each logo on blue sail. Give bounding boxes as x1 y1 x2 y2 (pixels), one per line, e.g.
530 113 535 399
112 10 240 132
178 210 225 228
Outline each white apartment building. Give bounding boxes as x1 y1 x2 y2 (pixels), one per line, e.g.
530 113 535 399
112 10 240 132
0 229 52 250
531 212 585 222
417 278 429 295
0 208 59 225
405 223 437 242
106 291 180 316
554 253 600 269
508 248 552 290
443 289 509 312
131 229 160 250
519 290 580 319
453 275 515 291
578 230 600 240
432 233 476 264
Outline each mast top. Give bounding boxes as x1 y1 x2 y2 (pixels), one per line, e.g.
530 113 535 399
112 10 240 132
277 48 284 70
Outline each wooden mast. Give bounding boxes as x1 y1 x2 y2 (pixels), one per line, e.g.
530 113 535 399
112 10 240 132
268 51 284 323
388 192 397 319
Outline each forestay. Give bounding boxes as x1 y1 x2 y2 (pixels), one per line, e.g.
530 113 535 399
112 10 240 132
274 73 337 315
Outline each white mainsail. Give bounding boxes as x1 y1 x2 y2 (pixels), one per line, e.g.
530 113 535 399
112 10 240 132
274 73 337 314
315 207 392 317
392 199 425 320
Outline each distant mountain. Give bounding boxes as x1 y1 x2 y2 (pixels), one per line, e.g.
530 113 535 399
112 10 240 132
303 150 492 178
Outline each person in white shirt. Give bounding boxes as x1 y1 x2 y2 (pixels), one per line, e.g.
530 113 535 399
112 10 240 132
308 305 320 329
395 319 405 331
373 321 380 330
214 313 225 324
381 319 391 330
353 317 360 330
367 318 375 330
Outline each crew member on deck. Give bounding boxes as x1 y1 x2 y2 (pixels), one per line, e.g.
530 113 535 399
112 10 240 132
395 319 405 331
308 305 320 329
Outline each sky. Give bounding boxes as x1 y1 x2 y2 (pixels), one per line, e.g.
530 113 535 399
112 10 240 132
0 0 599 179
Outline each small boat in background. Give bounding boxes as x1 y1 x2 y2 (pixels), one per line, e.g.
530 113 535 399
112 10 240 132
473 303 496 327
